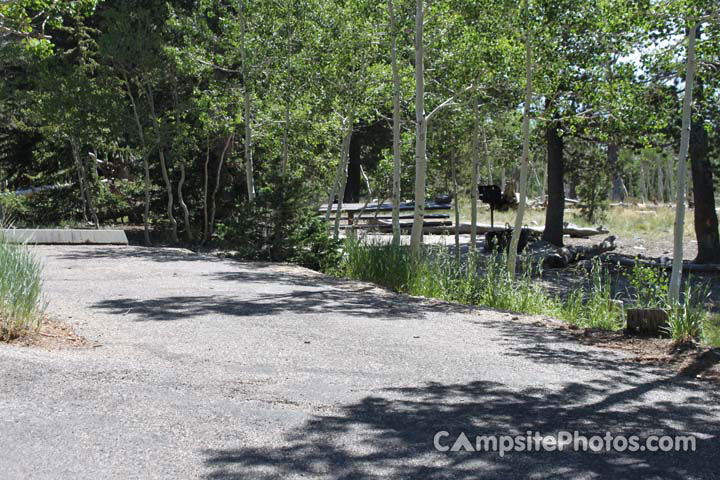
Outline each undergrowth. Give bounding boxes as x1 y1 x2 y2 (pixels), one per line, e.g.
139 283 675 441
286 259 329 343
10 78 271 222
340 240 714 342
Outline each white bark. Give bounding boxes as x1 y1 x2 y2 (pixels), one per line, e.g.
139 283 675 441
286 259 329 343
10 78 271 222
410 0 426 255
508 0 533 278
641 164 649 203
178 161 191 241
669 24 698 304
482 126 493 185
333 124 354 240
203 136 210 243
124 76 151 245
158 149 178 243
409 0 472 254
145 81 178 244
240 0 255 202
209 134 234 238
451 151 460 261
281 5 292 179
471 93 480 250
70 140 90 224
666 154 674 202
388 0 402 245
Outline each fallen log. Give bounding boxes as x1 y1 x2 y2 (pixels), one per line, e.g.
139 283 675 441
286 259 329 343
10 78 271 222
602 254 720 273
448 223 609 238
540 236 617 269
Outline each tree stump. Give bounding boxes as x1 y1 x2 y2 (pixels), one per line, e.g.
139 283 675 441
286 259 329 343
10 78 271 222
625 308 669 337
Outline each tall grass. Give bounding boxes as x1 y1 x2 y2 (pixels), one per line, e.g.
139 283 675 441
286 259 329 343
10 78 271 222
341 240 719 342
342 240 599 325
557 262 623 330
703 314 720 348
0 233 45 340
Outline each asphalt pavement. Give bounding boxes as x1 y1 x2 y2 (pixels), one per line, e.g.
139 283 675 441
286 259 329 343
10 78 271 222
1 245 718 479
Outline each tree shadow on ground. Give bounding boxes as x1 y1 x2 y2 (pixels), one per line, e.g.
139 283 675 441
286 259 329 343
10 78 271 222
42 246 223 263
203 376 719 480
90 286 468 321
484 318 672 380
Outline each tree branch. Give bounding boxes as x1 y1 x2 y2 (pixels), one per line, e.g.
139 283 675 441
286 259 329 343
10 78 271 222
426 84 473 122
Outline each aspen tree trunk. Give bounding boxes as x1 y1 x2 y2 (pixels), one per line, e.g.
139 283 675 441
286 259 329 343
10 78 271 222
639 164 647 203
388 0 402 245
178 161 191 241
471 93 480 250
669 24 697 304
666 155 674 203
281 103 290 180
608 143 626 202
158 148 178 243
657 163 664 204
124 77 152 245
325 115 353 223
72 146 100 230
203 136 210 243
145 81 178 243
281 6 292 179
242 76 255 203
210 134 234 238
482 126 493 185
508 0 533 278
240 0 255 201
410 0 427 255
90 149 100 181
333 125 354 240
70 140 90 224
325 159 342 223
451 151 460 262
83 152 100 229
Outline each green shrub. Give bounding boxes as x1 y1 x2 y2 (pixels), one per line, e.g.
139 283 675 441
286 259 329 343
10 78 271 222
216 173 341 272
22 185 84 226
624 262 668 308
0 193 30 223
0 234 44 340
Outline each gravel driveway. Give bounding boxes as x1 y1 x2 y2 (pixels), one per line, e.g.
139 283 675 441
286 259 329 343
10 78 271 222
1 246 718 479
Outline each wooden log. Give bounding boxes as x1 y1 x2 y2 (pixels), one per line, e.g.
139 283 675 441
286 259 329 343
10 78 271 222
541 236 616 269
355 213 450 220
602 254 720 273
450 223 609 238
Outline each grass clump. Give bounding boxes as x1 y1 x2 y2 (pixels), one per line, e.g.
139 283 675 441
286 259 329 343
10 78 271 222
702 314 720 348
664 285 709 344
0 234 45 340
342 240 600 323
557 262 623 330
341 239 550 314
